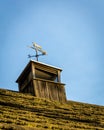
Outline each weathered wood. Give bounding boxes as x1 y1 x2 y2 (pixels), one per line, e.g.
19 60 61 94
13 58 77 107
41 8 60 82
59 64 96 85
33 79 66 102
57 70 61 82
31 62 35 78
19 71 32 92
16 60 67 102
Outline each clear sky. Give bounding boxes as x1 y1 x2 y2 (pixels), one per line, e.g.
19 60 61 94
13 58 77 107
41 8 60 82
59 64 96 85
0 0 104 106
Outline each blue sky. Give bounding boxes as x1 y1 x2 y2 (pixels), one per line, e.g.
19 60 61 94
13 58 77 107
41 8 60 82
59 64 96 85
0 0 104 106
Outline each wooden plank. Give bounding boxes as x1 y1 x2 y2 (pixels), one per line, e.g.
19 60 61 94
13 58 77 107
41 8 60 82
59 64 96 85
31 62 35 78
33 80 39 97
33 78 65 85
32 79 66 102
46 82 49 99
57 70 61 82
35 65 57 74
58 85 66 102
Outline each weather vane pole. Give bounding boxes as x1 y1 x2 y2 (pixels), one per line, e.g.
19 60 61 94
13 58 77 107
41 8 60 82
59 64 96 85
28 42 47 61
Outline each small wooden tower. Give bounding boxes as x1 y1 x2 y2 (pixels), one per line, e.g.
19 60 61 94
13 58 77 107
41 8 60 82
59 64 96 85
16 60 66 102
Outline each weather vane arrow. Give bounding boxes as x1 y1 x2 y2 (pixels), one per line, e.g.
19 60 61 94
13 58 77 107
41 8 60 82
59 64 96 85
28 42 47 61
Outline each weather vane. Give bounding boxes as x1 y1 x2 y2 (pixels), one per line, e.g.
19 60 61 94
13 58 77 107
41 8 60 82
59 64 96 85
28 42 47 61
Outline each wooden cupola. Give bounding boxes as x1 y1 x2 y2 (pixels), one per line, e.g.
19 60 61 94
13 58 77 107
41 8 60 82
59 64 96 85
16 60 66 102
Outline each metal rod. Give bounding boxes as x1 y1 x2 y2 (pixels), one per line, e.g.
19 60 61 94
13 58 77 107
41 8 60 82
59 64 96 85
36 49 38 61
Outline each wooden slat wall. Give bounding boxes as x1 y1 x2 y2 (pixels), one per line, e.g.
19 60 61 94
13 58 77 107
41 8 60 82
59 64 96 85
33 79 66 102
35 64 58 75
19 72 32 92
19 71 32 92
21 81 34 95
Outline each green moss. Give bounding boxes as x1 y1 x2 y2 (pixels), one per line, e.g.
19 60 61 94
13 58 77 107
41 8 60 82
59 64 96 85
0 88 104 130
